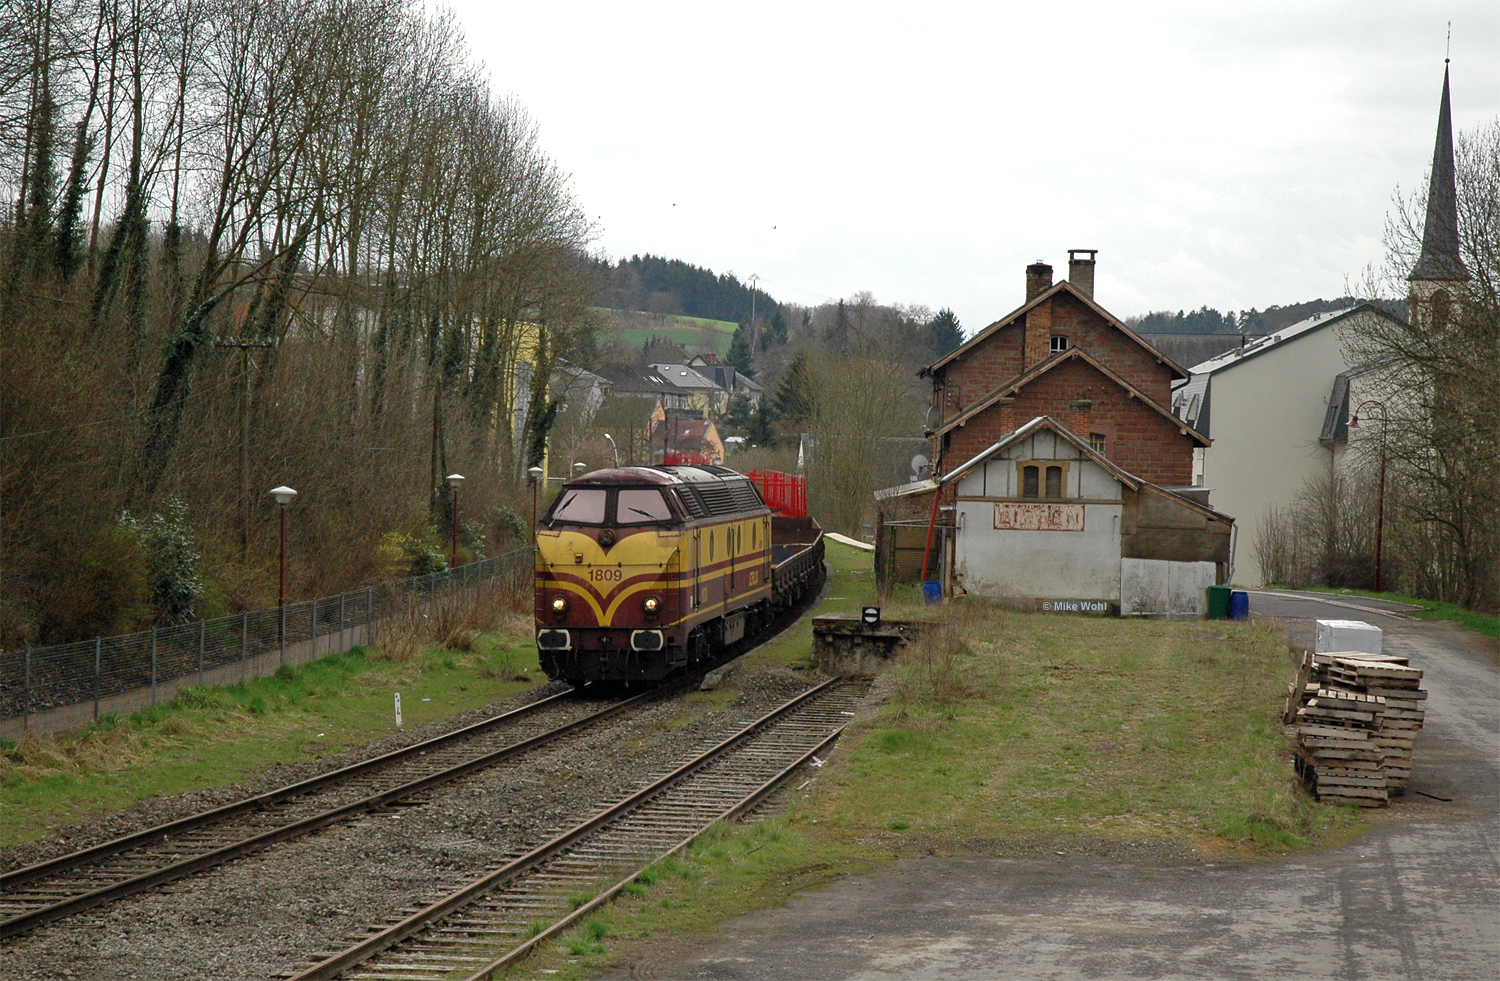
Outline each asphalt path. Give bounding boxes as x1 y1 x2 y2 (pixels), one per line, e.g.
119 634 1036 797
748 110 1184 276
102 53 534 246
609 592 1499 980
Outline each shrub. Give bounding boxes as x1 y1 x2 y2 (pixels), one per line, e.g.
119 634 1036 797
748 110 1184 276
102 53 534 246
41 524 152 641
401 536 447 577
118 498 205 625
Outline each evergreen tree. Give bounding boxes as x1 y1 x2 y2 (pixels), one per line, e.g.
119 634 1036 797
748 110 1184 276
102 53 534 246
774 349 816 424
762 307 788 350
925 308 963 359
727 323 756 377
747 397 777 447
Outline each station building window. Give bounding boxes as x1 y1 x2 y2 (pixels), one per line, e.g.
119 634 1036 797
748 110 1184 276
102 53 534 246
1050 335 1070 353
1017 461 1070 499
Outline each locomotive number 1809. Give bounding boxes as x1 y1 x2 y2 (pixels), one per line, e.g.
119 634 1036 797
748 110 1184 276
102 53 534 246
589 568 623 582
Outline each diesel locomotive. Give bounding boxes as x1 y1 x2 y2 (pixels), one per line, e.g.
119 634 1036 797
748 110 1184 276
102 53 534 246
534 465 823 685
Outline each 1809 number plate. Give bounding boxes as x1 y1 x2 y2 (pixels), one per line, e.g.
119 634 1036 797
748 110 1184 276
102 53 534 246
588 568 622 582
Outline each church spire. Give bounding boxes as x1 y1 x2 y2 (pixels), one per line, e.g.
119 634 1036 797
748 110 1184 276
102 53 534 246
1409 64 1468 282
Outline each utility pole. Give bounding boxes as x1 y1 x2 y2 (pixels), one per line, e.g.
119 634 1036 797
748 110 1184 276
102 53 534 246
216 337 276 560
748 273 760 350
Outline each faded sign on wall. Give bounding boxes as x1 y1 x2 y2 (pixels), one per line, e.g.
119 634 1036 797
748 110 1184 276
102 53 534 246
993 502 1085 532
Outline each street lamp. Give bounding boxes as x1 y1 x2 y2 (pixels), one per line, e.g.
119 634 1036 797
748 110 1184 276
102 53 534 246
528 465 544 528
269 485 297 666
603 433 620 467
1349 401 1388 593
573 462 587 479
269 486 298 609
446 473 464 569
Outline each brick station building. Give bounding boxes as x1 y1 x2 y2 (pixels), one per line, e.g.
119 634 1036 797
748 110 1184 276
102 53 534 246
921 251 1208 488
873 253 1227 609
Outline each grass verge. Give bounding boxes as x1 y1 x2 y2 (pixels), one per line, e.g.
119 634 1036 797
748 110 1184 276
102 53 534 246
0 631 542 847
1277 584 1499 639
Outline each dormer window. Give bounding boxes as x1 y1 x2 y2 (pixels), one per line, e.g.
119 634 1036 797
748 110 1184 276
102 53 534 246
1017 460 1070 499
1050 335 1069 353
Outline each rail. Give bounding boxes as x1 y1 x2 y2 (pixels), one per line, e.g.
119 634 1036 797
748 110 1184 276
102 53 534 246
288 677 864 980
0 685 654 938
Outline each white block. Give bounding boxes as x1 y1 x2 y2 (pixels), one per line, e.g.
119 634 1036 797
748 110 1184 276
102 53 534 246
1315 619 1382 656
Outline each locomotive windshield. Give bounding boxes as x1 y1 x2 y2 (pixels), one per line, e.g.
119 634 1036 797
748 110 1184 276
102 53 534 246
551 488 606 524
616 489 673 524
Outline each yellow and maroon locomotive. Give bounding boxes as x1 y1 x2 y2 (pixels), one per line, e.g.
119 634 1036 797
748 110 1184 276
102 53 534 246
534 465 822 685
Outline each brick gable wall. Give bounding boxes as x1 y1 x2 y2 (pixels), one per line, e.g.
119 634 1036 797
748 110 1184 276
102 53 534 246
934 291 1175 417
940 358 1195 486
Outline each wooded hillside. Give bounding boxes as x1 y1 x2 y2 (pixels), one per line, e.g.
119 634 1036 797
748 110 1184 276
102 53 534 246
0 0 596 646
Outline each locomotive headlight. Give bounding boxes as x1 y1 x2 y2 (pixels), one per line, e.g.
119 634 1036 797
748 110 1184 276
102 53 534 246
551 596 568 615
642 595 660 616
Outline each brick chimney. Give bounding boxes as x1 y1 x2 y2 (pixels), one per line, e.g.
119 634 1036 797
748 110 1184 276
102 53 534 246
1068 249 1097 297
998 396 1016 434
1069 398 1093 437
1025 261 1053 302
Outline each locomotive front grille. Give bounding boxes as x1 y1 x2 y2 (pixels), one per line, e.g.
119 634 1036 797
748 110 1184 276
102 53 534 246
630 629 664 652
536 628 572 650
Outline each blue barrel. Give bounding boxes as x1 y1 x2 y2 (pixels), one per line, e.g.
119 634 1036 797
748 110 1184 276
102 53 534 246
921 580 943 606
1229 590 1249 621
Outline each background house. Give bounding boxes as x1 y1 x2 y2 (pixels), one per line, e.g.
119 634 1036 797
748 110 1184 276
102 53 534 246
1172 304 1406 586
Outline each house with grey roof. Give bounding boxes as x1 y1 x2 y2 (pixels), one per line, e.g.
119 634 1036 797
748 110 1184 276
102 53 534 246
1171 305 1405 587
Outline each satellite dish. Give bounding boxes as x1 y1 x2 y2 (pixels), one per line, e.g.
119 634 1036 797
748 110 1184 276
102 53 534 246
923 406 942 430
911 454 930 475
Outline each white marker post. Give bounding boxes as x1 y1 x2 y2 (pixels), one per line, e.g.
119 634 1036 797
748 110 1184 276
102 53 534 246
394 692 403 728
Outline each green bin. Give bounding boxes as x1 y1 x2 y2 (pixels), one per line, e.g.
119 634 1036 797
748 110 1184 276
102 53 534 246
1206 584 1232 620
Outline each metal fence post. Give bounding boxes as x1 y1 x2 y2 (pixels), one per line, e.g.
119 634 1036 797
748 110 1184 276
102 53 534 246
311 597 318 660
198 620 206 687
150 628 158 707
241 611 249 683
23 645 31 732
94 638 101 720
339 592 346 653
366 585 373 647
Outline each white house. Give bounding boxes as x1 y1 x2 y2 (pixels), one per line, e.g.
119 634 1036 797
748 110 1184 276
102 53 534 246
943 417 1233 616
1172 304 1406 587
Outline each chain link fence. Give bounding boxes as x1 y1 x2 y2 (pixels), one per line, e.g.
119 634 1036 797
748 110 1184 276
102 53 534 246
1 547 533 739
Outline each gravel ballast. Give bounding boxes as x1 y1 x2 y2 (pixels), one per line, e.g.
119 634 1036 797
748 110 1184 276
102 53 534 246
0 668 825 980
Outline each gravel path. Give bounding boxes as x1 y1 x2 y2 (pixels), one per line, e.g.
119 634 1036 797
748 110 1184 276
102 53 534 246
0 667 824 980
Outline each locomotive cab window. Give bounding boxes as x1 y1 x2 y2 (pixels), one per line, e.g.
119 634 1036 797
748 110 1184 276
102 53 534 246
549 488 606 524
616 489 673 524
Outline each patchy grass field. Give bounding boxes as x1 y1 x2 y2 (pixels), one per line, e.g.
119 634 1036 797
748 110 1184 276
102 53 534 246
600 310 739 356
517 547 1367 978
0 630 542 847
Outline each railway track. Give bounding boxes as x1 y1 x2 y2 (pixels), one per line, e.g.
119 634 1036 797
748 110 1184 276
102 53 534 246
0 686 653 938
288 676 866 981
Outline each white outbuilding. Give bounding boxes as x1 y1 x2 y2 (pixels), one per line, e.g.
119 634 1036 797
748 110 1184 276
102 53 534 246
943 417 1234 616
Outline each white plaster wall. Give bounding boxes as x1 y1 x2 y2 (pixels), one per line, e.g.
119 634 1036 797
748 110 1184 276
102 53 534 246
1119 557 1218 616
954 501 1123 601
1200 318 1361 586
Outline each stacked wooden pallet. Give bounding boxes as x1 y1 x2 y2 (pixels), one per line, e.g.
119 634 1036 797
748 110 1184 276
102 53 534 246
1283 652 1425 807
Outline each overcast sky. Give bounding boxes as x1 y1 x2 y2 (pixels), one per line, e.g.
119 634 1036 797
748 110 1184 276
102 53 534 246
448 1 1499 331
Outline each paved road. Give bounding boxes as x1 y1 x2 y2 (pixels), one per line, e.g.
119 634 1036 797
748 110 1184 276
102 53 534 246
611 594 1499 980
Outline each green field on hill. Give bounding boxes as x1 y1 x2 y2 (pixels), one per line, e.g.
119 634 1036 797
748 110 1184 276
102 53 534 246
598 310 739 357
